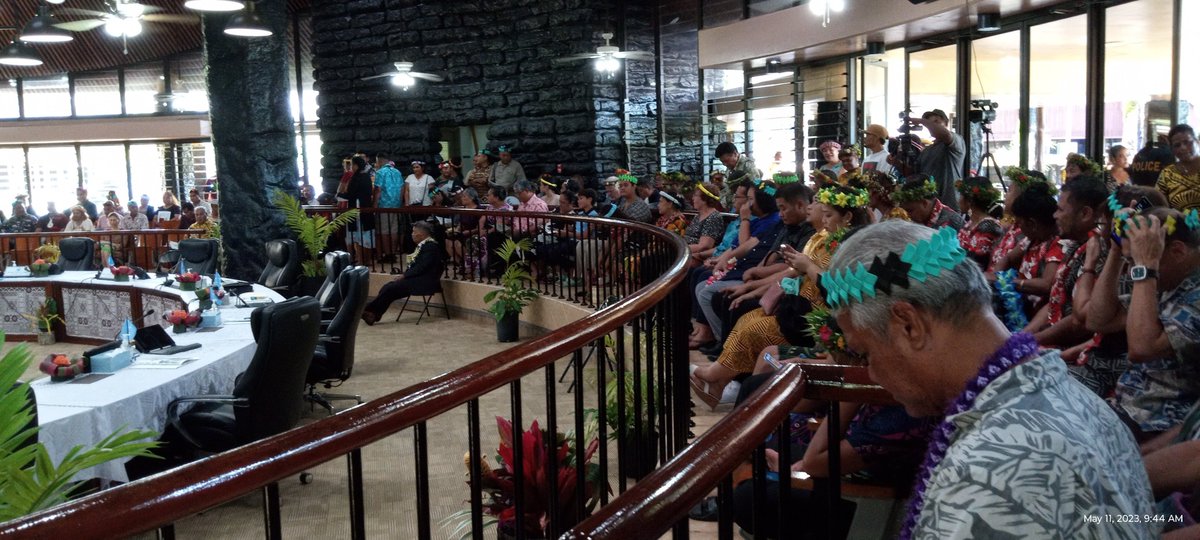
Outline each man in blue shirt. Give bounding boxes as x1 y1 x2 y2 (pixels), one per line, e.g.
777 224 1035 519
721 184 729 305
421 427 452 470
373 152 403 262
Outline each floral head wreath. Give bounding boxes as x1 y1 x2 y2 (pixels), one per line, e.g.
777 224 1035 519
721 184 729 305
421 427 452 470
1004 166 1058 195
1066 153 1104 178
890 178 939 204
820 227 967 309
772 171 800 185
816 186 870 209
617 171 639 185
1108 192 1200 237
954 178 1001 208
753 178 778 197
858 171 891 194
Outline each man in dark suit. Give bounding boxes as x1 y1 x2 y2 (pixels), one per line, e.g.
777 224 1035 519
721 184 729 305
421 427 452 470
360 220 444 325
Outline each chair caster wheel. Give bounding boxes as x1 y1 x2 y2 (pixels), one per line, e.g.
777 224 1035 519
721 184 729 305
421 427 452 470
299 472 313 485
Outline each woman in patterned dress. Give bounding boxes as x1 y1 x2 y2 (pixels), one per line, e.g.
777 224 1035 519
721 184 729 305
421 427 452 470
955 176 1004 269
1009 181 1063 314
986 169 1054 280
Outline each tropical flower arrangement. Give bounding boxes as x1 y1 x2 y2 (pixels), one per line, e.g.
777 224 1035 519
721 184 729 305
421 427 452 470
27 259 50 277
110 265 136 282
816 186 870 209
32 244 59 264
193 286 225 311
446 417 606 539
164 309 201 333
176 271 201 291
38 353 86 382
890 178 939 204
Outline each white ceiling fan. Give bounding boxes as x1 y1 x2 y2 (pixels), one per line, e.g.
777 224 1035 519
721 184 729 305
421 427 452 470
360 61 444 90
553 32 654 73
55 1 197 53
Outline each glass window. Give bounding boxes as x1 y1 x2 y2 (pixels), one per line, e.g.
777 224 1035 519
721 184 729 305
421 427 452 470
0 80 19 119
908 44 958 125
0 148 27 209
297 132 322 185
704 68 746 173
73 70 122 116
124 62 165 115
28 146 79 215
170 53 208 113
22 75 71 118
1182 0 1200 128
288 14 317 122
1027 15 1087 179
748 72 797 174
129 143 167 204
862 48 908 142
702 0 743 28
80 145 129 206
1105 0 1174 164
970 31 1022 179
800 62 848 175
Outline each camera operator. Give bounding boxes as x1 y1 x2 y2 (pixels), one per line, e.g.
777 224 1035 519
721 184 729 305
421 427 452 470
906 109 965 211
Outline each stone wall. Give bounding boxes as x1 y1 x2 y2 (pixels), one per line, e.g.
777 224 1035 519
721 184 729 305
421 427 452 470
657 0 704 178
311 0 631 191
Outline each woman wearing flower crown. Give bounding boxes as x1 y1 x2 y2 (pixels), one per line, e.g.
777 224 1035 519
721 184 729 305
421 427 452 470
859 170 909 223
1008 182 1064 312
985 168 1052 280
954 176 1004 269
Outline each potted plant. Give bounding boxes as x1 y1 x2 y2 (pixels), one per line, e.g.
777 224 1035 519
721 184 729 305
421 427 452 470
0 333 159 519
110 265 135 282
445 417 606 540
22 298 62 345
27 259 50 278
597 371 661 479
272 189 359 295
33 244 60 264
483 238 539 342
176 271 201 292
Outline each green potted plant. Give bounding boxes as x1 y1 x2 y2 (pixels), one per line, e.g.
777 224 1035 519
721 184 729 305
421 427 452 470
272 189 360 294
483 238 539 342
22 298 62 345
0 333 159 520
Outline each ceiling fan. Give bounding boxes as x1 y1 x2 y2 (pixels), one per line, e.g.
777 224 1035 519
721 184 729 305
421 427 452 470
360 62 444 90
553 32 654 73
54 1 197 53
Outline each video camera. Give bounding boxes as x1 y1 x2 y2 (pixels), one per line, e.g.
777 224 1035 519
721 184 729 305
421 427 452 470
969 100 997 124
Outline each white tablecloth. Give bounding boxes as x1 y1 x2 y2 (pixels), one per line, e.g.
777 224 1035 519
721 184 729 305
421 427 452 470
27 277 283 482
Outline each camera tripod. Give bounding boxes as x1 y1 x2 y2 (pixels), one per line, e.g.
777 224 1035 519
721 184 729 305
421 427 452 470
978 122 1008 192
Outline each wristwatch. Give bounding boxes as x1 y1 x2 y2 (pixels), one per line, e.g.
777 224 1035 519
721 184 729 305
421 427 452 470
1129 265 1159 282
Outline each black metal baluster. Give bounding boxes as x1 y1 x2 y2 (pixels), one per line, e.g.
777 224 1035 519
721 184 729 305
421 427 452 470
511 380 525 540
468 399 485 540
573 345 586 522
595 336 610 505
615 327 627 493
717 475 735 540
826 401 841 540
752 444 767 540
414 421 431 540
544 363 560 537
262 482 282 540
631 315 644 484
156 524 176 540
672 277 692 456
777 421 793 540
347 449 366 540
644 309 658 475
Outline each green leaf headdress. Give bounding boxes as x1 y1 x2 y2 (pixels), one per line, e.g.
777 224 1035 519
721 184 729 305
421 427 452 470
820 227 966 309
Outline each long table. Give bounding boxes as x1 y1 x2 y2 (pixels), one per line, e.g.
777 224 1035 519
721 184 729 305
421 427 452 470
7 274 286 482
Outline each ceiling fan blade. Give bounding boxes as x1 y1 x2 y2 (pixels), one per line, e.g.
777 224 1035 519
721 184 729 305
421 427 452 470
145 14 199 24
553 54 601 64
411 72 443 82
55 19 108 32
56 8 112 18
613 51 655 61
360 73 395 81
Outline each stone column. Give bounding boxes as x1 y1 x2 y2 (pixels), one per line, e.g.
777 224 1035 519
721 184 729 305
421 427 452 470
202 0 298 279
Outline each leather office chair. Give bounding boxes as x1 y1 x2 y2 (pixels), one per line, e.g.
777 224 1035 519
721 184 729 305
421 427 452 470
166 297 320 453
58 237 97 271
316 251 351 319
177 238 220 275
257 239 300 296
306 266 368 414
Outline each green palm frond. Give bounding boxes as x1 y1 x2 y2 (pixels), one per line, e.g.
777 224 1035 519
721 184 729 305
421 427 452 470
0 333 159 522
272 190 359 277
484 238 539 320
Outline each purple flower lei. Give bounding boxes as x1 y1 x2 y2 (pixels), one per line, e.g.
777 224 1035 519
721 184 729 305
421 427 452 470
897 332 1040 540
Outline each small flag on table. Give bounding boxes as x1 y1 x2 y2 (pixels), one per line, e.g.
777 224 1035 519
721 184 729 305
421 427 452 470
121 318 136 343
212 271 223 306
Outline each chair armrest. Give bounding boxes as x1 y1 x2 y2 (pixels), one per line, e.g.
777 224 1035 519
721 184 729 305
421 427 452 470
166 395 248 451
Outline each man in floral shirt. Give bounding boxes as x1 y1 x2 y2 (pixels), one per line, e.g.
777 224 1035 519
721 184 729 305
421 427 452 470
1031 176 1107 347
893 176 964 231
1 203 36 233
1088 207 1200 440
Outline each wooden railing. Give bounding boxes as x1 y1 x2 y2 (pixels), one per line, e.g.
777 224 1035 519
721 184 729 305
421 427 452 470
0 229 205 269
0 208 692 540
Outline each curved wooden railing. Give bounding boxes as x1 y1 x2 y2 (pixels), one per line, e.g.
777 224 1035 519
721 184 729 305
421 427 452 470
0 208 691 539
0 228 206 269
565 364 808 540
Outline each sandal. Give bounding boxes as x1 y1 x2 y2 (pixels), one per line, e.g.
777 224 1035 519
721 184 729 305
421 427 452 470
690 374 723 410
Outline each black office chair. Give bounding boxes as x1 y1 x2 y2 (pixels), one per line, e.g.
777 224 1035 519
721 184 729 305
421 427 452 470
257 239 300 296
58 237 96 271
166 296 320 453
316 251 351 319
306 266 368 414
177 238 220 276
